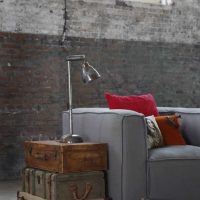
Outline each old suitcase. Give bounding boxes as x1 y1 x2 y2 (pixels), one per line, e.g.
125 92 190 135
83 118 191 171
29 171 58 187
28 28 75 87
22 168 106 200
45 171 105 200
24 141 107 173
22 168 35 195
22 168 46 198
34 169 46 198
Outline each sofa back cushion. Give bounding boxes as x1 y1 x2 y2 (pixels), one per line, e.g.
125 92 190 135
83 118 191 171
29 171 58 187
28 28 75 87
155 115 186 145
158 107 200 146
146 116 164 149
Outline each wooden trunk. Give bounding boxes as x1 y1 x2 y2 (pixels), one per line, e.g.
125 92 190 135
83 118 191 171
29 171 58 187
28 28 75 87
22 168 106 200
24 141 107 173
17 192 107 200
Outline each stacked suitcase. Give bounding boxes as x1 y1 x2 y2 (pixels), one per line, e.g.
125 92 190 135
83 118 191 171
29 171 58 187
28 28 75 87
18 141 108 200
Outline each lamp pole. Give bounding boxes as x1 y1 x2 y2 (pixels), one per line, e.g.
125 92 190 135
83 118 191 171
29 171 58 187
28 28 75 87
61 54 100 143
67 60 73 137
64 55 85 143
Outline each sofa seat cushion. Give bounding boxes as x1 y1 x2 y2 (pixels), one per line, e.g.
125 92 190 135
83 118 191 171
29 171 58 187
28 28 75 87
149 145 200 161
148 145 200 200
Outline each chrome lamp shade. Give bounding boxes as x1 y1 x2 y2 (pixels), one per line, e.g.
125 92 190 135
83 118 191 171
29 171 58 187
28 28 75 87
61 55 101 143
82 62 101 83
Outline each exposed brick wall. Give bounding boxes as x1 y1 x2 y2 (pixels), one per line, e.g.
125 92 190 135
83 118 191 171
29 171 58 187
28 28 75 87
1 0 200 44
65 0 200 44
0 32 66 179
0 0 64 35
1 0 200 180
1 32 200 179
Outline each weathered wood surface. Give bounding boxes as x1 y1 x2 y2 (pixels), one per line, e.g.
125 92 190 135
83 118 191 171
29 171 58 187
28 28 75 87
24 141 108 173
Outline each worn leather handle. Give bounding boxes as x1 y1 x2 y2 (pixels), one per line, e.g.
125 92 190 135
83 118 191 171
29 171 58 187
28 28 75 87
69 183 92 200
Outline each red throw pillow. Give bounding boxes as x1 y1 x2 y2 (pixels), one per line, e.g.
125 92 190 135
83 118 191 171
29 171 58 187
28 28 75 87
104 92 159 116
155 115 186 145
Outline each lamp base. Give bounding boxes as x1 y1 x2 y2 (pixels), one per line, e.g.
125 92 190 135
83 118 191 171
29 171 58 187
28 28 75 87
60 134 83 143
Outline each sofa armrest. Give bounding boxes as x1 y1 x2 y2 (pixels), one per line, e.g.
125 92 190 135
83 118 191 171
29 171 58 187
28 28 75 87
62 108 148 200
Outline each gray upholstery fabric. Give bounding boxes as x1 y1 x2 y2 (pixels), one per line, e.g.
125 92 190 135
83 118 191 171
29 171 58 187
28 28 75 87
63 108 147 200
149 146 200 200
62 107 200 200
149 145 200 160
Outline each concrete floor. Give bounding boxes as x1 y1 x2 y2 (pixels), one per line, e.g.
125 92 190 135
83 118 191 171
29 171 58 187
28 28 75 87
0 180 21 200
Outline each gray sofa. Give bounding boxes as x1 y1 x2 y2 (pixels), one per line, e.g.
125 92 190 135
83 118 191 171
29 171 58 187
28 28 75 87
62 107 200 200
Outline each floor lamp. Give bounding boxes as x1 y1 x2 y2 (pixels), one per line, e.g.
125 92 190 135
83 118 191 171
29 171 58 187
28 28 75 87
61 55 101 143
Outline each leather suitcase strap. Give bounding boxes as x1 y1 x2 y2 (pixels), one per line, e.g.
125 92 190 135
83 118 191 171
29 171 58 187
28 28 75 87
69 182 92 200
17 191 46 200
48 173 53 200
